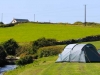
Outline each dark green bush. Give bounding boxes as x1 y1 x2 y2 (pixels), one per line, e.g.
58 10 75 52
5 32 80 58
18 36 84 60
0 45 7 67
0 23 15 27
0 45 7 59
16 55 33 66
5 23 15 27
33 37 57 47
32 37 57 54
56 35 100 45
0 22 3 24
38 45 64 58
3 39 19 55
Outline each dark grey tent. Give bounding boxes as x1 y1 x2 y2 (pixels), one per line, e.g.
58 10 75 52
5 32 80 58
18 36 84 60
56 44 100 63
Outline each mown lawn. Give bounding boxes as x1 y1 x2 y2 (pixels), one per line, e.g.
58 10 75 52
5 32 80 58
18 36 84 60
4 56 100 75
0 23 100 43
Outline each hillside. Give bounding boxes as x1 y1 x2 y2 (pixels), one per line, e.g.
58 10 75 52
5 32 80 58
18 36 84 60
0 23 100 43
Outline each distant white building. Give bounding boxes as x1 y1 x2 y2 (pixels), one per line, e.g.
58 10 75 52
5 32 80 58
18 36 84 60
11 18 29 24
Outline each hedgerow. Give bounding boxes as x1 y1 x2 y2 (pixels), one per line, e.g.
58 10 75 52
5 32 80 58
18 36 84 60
15 55 33 66
32 37 57 54
38 46 64 58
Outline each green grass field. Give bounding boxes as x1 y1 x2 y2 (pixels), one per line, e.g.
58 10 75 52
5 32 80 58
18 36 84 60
4 55 100 75
0 23 100 43
2 23 100 75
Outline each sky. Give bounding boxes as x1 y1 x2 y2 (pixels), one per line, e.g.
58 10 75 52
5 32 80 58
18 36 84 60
0 0 100 24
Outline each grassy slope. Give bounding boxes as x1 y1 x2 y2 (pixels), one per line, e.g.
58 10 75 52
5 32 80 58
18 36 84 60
0 23 100 43
4 41 100 75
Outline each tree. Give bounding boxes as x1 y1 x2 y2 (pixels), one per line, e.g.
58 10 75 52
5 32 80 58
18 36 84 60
3 39 19 55
0 46 7 59
0 45 7 67
0 22 3 24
